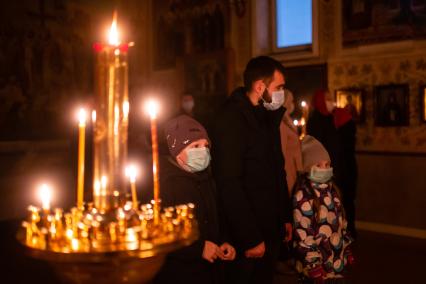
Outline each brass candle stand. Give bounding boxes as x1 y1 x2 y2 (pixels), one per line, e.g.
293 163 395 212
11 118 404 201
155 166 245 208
17 12 198 284
18 202 197 283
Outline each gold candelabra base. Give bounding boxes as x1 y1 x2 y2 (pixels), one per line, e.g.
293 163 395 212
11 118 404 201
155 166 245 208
17 201 198 283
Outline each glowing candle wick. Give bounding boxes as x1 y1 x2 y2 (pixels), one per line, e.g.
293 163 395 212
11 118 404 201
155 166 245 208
126 165 139 209
39 184 52 211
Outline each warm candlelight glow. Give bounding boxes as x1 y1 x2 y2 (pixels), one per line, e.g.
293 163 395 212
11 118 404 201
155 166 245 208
301 101 307 108
94 181 101 195
71 238 79 251
94 180 101 208
39 184 52 211
78 108 87 126
101 176 108 188
108 12 120 46
18 7 198 260
125 164 139 209
123 101 129 119
144 99 161 223
92 110 96 124
301 117 306 126
144 100 159 119
293 119 299 126
77 108 87 209
125 164 138 183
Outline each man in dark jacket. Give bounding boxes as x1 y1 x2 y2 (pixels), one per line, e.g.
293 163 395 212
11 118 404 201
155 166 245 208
211 56 293 284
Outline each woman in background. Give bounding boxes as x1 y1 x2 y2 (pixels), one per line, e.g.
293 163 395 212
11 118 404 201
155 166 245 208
280 88 303 195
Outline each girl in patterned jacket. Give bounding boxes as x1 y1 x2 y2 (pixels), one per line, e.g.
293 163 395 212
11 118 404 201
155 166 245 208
292 135 354 283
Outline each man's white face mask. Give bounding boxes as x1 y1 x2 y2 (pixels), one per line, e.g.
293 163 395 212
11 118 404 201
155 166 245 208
263 89 285 111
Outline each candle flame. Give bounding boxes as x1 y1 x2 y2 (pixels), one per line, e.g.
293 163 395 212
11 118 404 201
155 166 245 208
78 108 87 126
92 110 96 123
94 180 101 195
123 101 129 118
39 184 52 211
101 176 108 189
71 238 79 251
293 119 299 126
301 118 306 126
108 12 120 46
301 101 307 107
125 164 138 183
145 100 159 119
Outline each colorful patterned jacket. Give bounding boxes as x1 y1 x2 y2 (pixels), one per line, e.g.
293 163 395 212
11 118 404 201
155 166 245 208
292 175 353 279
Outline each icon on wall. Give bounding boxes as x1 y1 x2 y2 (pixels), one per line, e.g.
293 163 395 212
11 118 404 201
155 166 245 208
374 84 409 127
335 88 366 123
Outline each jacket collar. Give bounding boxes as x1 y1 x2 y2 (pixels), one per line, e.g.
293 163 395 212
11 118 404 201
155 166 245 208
228 87 285 129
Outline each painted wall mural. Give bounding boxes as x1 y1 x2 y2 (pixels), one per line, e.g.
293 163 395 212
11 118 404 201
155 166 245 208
329 55 426 153
342 0 426 47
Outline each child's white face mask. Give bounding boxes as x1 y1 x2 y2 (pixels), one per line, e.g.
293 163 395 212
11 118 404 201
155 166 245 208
308 166 333 184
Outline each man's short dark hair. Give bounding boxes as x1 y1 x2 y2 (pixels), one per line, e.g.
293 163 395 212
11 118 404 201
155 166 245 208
243 56 284 91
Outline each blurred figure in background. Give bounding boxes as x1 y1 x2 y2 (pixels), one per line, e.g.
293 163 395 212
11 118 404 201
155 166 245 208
307 89 358 238
280 88 303 195
180 94 195 117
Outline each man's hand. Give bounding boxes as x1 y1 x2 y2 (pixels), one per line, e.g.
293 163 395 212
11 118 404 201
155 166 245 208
245 241 265 258
284 222 293 242
202 241 224 263
219 242 236 261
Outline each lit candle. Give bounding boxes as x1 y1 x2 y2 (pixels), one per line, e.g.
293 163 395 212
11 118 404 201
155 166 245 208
108 11 120 46
92 12 130 209
123 101 129 122
300 101 309 140
144 100 160 223
77 108 87 209
71 238 80 251
93 180 101 209
39 184 52 213
100 175 108 211
125 165 139 210
92 110 99 184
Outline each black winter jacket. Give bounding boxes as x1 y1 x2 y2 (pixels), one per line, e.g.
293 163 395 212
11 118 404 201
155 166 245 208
154 156 221 284
210 87 292 252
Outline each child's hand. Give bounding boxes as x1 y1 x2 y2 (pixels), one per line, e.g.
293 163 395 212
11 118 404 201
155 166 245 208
219 242 236 261
245 241 265 258
202 241 224 263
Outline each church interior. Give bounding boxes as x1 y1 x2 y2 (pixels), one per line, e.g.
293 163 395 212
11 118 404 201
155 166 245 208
0 0 425 283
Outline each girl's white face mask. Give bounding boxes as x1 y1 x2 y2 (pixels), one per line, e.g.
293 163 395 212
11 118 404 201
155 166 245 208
308 165 333 184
